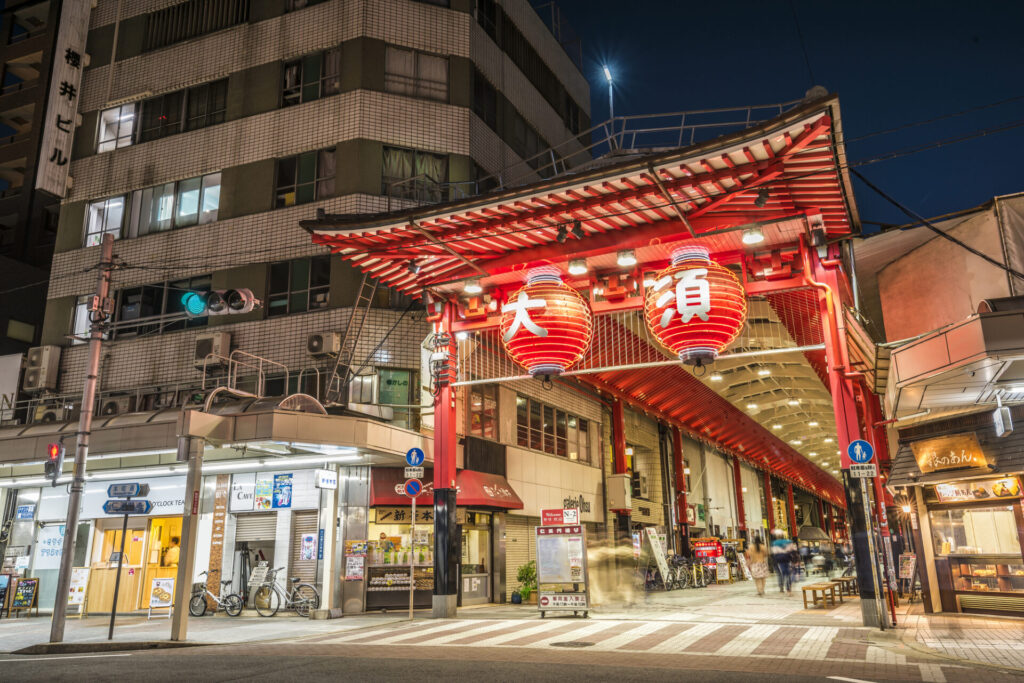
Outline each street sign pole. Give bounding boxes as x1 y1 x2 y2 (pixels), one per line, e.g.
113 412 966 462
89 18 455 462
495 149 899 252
109 497 131 640
410 496 416 621
859 478 886 630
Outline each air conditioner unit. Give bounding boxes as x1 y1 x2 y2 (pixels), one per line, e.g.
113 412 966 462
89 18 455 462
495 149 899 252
194 332 231 368
33 403 63 423
22 345 61 393
307 331 340 358
99 395 135 417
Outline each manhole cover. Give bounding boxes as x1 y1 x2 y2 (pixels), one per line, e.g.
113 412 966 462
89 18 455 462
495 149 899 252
550 641 594 648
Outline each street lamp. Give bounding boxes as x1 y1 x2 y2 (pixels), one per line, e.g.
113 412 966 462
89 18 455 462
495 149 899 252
603 65 613 120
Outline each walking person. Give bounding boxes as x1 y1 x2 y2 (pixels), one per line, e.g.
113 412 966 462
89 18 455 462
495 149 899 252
771 530 795 593
746 533 770 596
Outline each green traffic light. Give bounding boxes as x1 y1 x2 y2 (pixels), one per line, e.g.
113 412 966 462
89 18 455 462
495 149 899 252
181 291 207 316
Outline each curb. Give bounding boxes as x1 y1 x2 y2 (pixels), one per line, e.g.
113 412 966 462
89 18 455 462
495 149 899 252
13 641 210 656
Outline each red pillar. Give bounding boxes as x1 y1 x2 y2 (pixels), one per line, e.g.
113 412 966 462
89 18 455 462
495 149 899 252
431 301 458 617
763 470 775 532
786 482 797 538
732 456 747 535
672 427 687 534
433 302 457 491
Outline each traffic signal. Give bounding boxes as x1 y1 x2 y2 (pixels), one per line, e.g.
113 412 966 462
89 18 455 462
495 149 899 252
45 442 65 486
181 288 259 318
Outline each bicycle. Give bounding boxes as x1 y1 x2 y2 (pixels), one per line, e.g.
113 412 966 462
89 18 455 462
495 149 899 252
189 571 243 617
252 567 321 617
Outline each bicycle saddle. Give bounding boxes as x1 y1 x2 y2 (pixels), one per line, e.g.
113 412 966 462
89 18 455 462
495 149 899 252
221 580 232 585
290 577 301 583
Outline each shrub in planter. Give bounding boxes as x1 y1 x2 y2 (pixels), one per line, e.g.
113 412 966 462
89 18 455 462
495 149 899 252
516 560 537 603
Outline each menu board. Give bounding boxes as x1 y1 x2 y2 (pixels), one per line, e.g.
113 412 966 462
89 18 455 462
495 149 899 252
899 553 918 580
715 559 730 582
0 574 9 609
150 578 174 608
68 567 90 606
933 477 1021 503
11 577 38 610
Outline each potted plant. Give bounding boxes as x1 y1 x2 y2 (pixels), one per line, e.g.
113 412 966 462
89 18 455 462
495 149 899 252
517 560 537 605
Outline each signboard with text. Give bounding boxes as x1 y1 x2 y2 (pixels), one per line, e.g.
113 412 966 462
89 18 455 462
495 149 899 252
535 524 589 615
850 463 878 478
933 477 1021 503
911 433 987 474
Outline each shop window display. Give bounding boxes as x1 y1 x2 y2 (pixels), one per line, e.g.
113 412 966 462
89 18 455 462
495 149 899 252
930 506 1024 594
364 516 434 609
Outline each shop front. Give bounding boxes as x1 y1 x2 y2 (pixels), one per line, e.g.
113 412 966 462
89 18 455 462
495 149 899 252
889 412 1024 616
364 467 523 609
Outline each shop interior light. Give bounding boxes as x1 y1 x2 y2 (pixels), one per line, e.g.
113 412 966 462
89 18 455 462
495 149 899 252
741 226 765 245
616 249 637 267
464 279 483 294
741 486 748 493
568 259 588 276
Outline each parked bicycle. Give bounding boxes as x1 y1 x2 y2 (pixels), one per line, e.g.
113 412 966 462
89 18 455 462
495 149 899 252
253 567 321 617
190 570 243 617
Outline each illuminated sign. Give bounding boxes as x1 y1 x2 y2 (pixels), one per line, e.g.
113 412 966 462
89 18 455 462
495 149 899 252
933 477 1021 503
911 433 987 473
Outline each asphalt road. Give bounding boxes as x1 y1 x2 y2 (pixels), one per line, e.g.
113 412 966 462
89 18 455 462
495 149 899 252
0 650 873 682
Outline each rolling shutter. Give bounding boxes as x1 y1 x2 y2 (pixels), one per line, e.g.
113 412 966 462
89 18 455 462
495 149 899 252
234 513 277 542
289 510 319 584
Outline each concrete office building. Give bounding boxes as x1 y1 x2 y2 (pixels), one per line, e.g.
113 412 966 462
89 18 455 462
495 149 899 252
0 0 595 614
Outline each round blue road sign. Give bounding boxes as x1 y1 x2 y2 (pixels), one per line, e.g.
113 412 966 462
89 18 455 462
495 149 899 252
406 447 425 467
848 439 874 464
404 479 422 497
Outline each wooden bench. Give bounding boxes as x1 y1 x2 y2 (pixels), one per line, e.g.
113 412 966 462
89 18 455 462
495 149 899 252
801 582 838 609
834 576 857 596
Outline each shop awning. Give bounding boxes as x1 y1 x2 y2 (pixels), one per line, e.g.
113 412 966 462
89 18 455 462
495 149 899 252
370 468 524 509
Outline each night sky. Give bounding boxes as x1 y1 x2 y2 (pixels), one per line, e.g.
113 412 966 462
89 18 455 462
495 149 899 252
551 0 1024 232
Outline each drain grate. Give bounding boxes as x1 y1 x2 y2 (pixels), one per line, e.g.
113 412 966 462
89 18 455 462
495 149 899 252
550 641 594 648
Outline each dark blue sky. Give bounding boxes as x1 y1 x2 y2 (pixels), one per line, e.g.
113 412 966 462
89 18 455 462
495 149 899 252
553 0 1024 231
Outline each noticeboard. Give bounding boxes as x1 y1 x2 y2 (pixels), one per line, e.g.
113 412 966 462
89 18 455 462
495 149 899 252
898 553 918 580
11 577 38 611
534 524 589 614
715 559 730 582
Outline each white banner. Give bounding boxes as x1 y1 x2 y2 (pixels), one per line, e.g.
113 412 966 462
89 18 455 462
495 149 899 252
32 524 66 570
38 476 186 520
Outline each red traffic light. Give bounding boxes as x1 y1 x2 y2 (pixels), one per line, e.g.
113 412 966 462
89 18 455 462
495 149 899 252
48 443 62 460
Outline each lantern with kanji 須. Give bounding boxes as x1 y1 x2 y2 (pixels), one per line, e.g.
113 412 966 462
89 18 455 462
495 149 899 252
643 245 746 366
500 267 593 378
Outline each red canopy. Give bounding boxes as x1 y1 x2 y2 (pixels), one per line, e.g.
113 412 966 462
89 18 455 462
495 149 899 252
370 468 524 510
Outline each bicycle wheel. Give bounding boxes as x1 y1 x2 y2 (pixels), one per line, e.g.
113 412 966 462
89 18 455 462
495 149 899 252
189 594 207 617
677 565 692 589
253 585 280 617
293 584 320 617
223 593 243 617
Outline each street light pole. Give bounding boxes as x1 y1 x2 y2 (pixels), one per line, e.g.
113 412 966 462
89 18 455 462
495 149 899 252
603 65 614 120
50 233 115 643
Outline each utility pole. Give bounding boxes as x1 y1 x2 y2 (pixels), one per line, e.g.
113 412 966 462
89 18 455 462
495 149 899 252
50 233 115 643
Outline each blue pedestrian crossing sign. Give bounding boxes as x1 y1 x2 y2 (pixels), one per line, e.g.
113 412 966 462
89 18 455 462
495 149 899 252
848 439 874 464
405 447 425 467
404 479 423 497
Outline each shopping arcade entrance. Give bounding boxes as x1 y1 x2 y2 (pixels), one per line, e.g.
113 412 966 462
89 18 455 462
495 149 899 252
304 95 892 625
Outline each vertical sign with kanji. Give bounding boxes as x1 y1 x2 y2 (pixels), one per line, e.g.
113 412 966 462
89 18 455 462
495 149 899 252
34 0 90 198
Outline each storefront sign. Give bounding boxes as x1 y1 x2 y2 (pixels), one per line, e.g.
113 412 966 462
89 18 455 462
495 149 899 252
34 0 90 198
272 473 293 508
16 504 35 520
315 469 338 490
230 472 256 511
912 434 987 473
933 477 1022 503
38 476 186 520
541 508 579 525
150 578 174 608
374 507 433 524
561 495 591 514
68 567 89 606
33 524 65 570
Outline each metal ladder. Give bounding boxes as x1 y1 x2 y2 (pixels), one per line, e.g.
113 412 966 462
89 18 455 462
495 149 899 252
324 273 378 405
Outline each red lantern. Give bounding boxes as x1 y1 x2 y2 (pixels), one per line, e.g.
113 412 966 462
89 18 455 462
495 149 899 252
643 245 746 366
500 267 593 378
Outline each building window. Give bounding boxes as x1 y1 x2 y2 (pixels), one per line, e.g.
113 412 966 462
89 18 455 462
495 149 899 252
384 46 448 102
284 0 326 11
267 255 330 317
275 148 335 208
97 104 136 153
5 318 34 344
124 172 221 237
381 146 448 202
472 67 497 131
71 294 91 344
468 384 498 440
515 394 593 462
84 196 126 246
143 0 249 52
282 49 341 106
139 80 226 143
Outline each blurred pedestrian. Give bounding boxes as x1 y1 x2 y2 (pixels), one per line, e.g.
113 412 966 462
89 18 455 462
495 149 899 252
771 530 795 593
746 533 769 596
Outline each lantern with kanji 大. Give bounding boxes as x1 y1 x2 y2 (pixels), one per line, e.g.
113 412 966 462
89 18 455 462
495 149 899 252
643 245 747 366
500 267 593 378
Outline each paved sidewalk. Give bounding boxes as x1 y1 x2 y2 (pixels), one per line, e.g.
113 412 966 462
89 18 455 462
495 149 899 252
899 604 1024 671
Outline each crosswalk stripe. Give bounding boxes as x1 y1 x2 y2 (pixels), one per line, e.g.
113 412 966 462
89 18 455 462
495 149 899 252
469 619 568 646
427 619 538 645
788 626 837 660
389 620 498 645
327 619 457 644
649 622 723 654
615 622 694 651
712 624 780 657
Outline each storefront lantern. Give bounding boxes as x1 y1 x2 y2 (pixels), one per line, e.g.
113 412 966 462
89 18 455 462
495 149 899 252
500 267 593 378
643 245 747 366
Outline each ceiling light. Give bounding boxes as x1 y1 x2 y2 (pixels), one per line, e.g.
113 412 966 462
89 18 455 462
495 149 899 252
625 447 634 456
570 220 585 239
757 368 770 376
742 227 765 245
772 423 782 430
790 439 802 445
709 373 723 382
746 403 758 410
556 224 568 243
455 331 469 341
823 438 834 444
464 279 482 294
809 451 817 457
616 249 637 267
741 487 748 493
753 188 770 208
787 399 800 406
900 504 912 514
568 259 588 276
808 421 819 427
836 450 841 455
683 467 691 475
